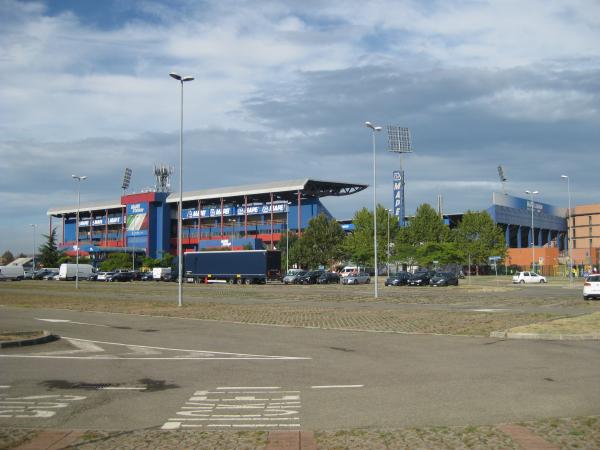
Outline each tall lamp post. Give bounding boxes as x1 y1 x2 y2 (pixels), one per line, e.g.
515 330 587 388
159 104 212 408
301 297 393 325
170 72 194 308
561 175 573 286
525 190 539 271
30 224 37 277
72 175 87 289
386 209 391 276
365 121 382 298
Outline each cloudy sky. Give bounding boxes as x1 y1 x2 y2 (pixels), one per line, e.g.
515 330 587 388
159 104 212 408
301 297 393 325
1 0 599 253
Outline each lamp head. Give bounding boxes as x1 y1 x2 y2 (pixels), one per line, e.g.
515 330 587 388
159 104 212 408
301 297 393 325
561 175 569 180
169 72 182 81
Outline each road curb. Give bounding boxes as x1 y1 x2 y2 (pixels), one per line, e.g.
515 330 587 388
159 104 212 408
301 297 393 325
490 330 600 341
0 330 59 348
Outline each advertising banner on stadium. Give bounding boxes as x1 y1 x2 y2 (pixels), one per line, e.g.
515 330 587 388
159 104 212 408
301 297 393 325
182 203 289 220
126 202 149 237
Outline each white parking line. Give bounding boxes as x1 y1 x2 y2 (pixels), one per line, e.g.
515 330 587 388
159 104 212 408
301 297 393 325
311 385 364 389
217 386 280 390
98 387 146 390
0 386 10 389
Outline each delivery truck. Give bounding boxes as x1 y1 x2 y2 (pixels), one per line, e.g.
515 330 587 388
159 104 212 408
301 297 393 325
58 263 94 281
183 250 281 284
0 265 24 281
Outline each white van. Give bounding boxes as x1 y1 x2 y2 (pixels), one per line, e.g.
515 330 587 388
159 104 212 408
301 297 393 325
153 267 172 281
340 266 358 277
59 263 94 281
0 265 25 281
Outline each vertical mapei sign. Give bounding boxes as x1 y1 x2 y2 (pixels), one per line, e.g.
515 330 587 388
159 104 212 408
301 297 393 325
393 170 404 225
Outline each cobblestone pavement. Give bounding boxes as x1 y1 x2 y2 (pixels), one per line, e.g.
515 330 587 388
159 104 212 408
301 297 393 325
2 280 595 336
2 416 599 449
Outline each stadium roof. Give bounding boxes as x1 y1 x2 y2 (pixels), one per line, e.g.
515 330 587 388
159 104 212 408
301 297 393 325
47 201 124 217
166 179 368 204
47 179 367 216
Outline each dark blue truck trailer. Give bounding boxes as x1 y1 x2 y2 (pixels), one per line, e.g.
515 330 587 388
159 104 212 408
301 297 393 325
183 250 281 284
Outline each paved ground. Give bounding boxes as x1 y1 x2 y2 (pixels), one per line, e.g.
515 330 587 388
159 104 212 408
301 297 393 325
1 278 599 448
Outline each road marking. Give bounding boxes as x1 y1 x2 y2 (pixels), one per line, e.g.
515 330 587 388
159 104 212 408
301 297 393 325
162 387 301 430
0 386 10 389
311 385 364 389
98 387 146 390
35 318 111 327
217 386 280 390
0 394 86 419
0 337 310 361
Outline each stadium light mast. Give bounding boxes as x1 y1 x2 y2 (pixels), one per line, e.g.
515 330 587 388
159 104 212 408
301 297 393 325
365 121 382 299
170 72 194 308
561 175 573 287
30 224 37 276
72 175 87 289
387 126 412 227
525 190 539 271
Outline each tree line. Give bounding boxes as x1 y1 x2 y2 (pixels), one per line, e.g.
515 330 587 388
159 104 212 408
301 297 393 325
282 203 506 272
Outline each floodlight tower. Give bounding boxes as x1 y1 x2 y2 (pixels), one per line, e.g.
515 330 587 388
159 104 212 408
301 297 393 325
387 126 412 226
497 165 507 195
121 168 132 196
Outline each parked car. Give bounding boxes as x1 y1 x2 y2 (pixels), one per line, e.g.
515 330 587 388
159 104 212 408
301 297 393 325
283 271 307 285
339 266 358 278
341 272 370 285
429 272 459 286
385 272 412 286
297 270 325 285
97 272 114 282
583 274 600 300
512 271 546 284
317 272 341 284
140 272 154 281
107 271 134 282
33 269 58 280
43 271 59 280
408 270 436 286
87 273 98 281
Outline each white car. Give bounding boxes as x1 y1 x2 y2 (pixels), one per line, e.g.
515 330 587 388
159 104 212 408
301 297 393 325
583 274 600 300
97 272 114 282
512 271 546 284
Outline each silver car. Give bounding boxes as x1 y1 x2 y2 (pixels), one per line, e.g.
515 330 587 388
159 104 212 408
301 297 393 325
283 270 306 285
341 272 370 285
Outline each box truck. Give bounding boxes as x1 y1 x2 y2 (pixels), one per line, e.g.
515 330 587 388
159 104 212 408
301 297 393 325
58 263 94 281
183 250 281 285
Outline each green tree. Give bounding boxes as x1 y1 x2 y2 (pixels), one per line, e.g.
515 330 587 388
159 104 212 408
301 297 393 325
159 252 174 267
1 250 15 265
38 228 61 268
142 257 161 270
279 231 299 271
454 210 506 274
415 242 463 267
398 203 450 246
292 214 345 269
99 253 133 271
344 205 400 268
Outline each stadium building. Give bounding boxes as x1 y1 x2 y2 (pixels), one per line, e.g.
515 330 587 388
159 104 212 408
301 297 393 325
46 178 367 260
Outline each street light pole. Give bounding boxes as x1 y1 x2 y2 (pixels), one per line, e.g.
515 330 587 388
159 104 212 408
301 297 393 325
72 175 87 289
561 175 573 287
30 224 37 276
365 121 382 298
386 209 390 276
170 72 194 308
286 202 290 274
525 190 539 272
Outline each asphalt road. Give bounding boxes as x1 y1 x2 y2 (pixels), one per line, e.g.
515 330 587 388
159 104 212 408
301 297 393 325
1 306 599 432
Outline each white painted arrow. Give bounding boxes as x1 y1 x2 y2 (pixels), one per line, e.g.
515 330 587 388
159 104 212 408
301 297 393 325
36 318 110 327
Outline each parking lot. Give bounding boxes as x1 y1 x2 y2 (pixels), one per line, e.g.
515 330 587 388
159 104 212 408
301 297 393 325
0 277 598 337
